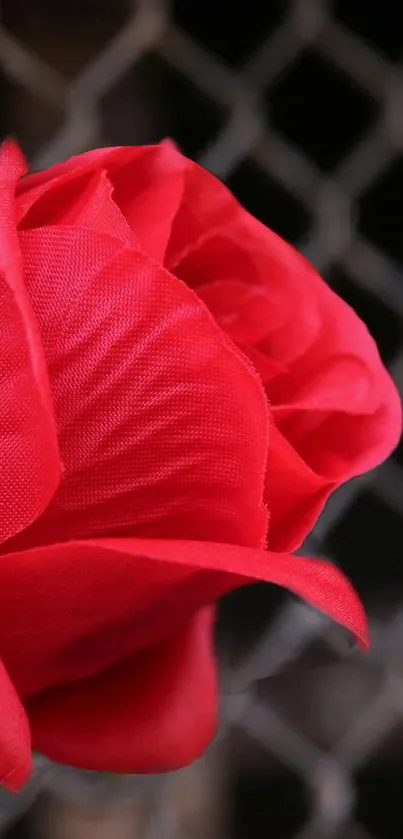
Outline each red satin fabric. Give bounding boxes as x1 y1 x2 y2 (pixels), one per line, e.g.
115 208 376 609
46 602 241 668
0 138 400 790
0 538 367 775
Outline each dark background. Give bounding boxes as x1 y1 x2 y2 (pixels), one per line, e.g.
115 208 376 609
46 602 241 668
1 2 403 838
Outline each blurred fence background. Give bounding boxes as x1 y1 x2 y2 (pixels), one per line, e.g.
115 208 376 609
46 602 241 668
1 1 403 837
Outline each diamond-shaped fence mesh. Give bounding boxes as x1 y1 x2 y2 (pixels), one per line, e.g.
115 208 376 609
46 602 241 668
1 2 403 837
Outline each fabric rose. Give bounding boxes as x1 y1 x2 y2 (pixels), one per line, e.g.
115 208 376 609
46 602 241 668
0 138 400 793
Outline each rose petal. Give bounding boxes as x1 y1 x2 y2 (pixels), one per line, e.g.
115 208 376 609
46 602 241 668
27 608 216 774
271 278 402 478
19 168 136 245
197 277 279 346
0 537 367 702
16 146 145 220
17 142 186 263
0 140 61 545
264 423 334 552
5 226 268 554
0 659 31 793
164 151 401 509
111 141 186 263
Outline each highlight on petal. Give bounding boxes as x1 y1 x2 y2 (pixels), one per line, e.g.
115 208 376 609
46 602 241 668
6 226 268 554
0 659 31 793
0 140 61 545
28 608 216 774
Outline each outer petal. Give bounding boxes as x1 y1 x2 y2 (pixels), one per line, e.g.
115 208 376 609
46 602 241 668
0 537 368 704
0 141 61 545
0 659 31 792
4 226 268 554
27 608 216 774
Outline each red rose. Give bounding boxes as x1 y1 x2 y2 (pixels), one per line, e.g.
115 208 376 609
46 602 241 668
0 139 400 792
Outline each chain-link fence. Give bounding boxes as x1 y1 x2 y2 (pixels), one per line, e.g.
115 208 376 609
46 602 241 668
1 1 403 837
